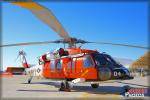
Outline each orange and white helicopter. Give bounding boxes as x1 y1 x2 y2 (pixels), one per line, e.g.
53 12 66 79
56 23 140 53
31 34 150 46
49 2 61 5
1 1 149 91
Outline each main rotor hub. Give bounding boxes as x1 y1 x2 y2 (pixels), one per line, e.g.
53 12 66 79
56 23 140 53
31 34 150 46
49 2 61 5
62 38 89 48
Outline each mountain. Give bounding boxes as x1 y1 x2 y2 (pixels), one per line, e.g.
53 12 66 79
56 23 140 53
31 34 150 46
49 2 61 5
113 57 134 68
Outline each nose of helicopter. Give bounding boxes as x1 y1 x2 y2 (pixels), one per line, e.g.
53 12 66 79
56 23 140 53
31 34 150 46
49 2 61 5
112 67 134 80
97 67 134 81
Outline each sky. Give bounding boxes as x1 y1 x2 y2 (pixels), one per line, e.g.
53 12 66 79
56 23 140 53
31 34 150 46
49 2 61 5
1 1 148 70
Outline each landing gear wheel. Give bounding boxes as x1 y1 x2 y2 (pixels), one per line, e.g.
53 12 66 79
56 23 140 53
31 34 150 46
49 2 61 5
64 81 71 92
91 83 99 88
27 77 33 84
59 82 65 91
59 80 71 92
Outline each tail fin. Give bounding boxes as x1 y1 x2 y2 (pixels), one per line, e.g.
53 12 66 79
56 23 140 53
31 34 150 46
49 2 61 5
17 50 29 68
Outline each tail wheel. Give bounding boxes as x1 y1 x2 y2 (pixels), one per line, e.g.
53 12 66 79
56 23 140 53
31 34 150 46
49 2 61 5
27 76 33 84
91 83 99 88
28 79 31 84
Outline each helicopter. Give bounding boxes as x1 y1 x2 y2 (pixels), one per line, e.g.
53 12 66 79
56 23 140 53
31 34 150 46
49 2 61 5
1 1 149 92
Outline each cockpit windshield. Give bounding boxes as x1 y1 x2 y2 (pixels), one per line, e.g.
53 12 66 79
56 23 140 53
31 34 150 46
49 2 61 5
93 53 121 67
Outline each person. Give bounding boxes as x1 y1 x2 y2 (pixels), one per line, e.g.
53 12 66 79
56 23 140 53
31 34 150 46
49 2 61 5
140 68 143 77
58 48 65 57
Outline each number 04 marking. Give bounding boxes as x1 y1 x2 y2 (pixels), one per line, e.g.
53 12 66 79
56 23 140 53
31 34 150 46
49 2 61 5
114 71 121 76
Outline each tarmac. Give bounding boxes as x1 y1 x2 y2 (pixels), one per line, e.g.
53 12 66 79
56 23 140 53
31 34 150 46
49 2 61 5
1 75 150 100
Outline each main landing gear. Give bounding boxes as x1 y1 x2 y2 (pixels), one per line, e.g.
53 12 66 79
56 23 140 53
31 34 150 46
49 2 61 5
59 80 71 92
59 78 85 92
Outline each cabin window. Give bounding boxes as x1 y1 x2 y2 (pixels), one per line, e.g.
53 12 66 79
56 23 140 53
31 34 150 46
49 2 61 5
83 56 94 68
68 61 71 70
56 60 62 70
50 60 55 70
72 58 76 70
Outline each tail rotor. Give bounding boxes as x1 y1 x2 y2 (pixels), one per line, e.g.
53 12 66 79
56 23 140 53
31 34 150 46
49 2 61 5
16 50 29 68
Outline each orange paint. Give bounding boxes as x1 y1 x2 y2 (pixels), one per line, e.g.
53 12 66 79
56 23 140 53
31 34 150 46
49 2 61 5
12 2 43 10
42 48 98 80
0 72 13 77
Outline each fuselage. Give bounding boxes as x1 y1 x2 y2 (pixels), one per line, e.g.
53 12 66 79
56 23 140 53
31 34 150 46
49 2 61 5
39 48 133 81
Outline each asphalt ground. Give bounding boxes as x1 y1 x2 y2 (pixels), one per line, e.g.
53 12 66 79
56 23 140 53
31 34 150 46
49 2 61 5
1 75 150 100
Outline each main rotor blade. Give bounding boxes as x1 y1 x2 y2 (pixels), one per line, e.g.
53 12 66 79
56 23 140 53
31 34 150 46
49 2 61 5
11 2 70 40
1 39 148 49
0 41 56 47
90 42 149 49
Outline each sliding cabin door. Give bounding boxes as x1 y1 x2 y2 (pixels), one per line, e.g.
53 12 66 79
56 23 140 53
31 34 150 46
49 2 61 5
64 56 97 79
50 60 64 78
69 57 83 78
66 58 76 78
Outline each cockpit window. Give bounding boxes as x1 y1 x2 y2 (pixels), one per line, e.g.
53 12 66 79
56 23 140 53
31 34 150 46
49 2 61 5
93 54 108 66
103 54 119 66
93 53 120 67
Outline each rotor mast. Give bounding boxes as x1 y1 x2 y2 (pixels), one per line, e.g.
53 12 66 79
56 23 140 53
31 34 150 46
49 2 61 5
68 38 76 48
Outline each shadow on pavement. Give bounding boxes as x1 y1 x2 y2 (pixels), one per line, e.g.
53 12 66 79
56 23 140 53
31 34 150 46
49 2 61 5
117 81 149 88
20 81 124 95
73 85 123 95
17 89 58 92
